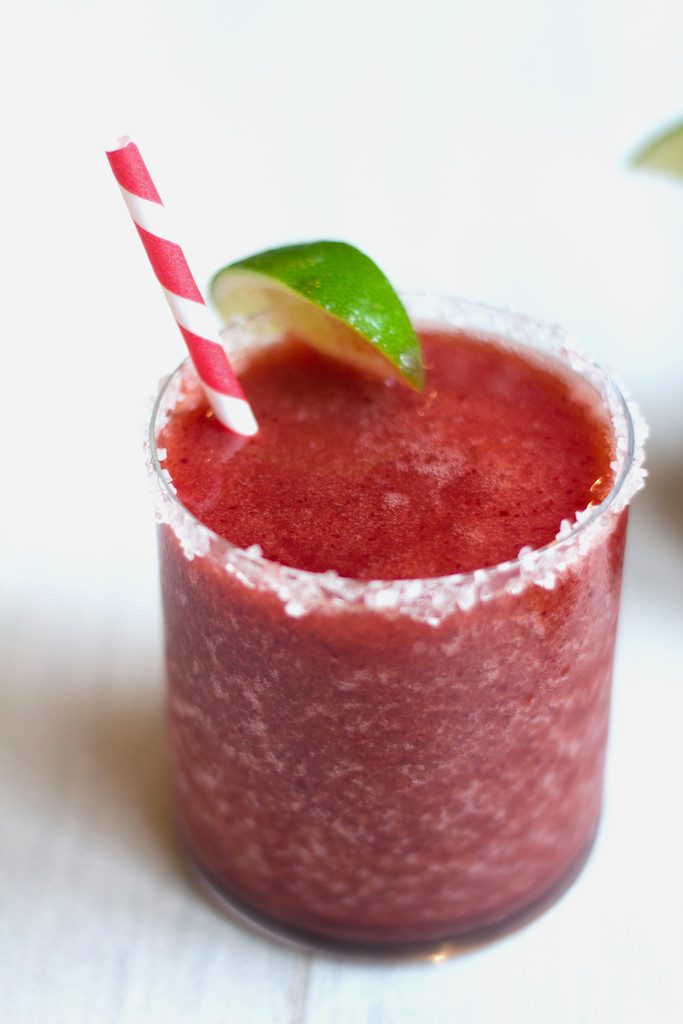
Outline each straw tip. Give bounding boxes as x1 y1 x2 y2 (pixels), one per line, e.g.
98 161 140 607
106 134 133 155
224 401 260 438
205 388 259 437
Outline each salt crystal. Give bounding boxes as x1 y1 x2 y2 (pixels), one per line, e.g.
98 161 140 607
369 589 400 611
284 599 307 619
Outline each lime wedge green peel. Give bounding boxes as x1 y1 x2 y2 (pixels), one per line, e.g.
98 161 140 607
210 241 424 389
631 119 683 180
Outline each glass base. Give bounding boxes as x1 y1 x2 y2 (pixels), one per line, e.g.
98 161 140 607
185 826 599 961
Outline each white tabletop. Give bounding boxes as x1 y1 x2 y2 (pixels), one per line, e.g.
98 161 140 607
2 1 683 1021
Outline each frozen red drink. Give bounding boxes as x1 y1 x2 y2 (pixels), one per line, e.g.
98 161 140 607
149 295 644 954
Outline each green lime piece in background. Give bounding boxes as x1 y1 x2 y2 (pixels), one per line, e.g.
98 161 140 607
632 119 683 180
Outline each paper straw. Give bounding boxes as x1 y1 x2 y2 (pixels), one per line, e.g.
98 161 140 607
106 136 258 437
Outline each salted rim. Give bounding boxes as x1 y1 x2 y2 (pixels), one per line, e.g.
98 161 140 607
146 293 647 625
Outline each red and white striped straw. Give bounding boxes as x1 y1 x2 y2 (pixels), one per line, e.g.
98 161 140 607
106 136 258 437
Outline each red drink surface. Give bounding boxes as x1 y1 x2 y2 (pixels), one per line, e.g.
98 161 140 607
161 330 613 578
156 324 627 951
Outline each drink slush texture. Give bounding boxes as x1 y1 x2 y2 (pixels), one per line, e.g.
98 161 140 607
151 297 640 951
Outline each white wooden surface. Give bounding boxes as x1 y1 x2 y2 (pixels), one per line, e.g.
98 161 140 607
2 1 683 1020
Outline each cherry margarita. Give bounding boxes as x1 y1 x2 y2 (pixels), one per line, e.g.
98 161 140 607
151 297 639 953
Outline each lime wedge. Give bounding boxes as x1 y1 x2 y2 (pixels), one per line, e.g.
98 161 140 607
210 241 424 389
631 119 683 180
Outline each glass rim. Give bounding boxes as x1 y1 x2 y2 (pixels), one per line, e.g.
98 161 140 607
147 292 647 623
